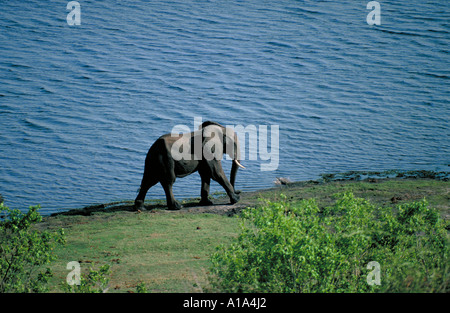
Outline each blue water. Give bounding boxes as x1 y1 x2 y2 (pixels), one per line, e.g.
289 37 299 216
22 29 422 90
1 1 449 215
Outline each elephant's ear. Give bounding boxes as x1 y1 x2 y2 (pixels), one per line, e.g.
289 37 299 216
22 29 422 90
202 125 224 145
200 121 224 129
224 127 241 161
202 125 225 160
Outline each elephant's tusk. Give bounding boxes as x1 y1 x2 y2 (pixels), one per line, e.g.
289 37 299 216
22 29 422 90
234 160 245 169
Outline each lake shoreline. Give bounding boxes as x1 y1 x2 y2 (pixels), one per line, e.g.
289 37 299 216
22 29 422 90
49 169 449 218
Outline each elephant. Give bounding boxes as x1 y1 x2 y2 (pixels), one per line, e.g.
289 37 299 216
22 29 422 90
134 121 245 211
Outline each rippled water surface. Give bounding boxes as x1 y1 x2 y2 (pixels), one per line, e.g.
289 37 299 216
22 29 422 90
1 1 449 215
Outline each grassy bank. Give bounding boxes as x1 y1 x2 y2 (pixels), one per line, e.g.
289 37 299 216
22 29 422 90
37 176 448 292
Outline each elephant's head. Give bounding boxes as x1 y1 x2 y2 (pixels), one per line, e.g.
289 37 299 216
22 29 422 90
200 121 244 188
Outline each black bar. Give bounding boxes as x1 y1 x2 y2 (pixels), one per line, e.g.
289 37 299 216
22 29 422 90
0 293 445 312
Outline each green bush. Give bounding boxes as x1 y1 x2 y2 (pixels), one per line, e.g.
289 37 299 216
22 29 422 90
0 204 65 292
62 264 112 293
210 192 449 292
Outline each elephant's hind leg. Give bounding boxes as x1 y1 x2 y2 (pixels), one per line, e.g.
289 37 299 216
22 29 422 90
134 171 158 210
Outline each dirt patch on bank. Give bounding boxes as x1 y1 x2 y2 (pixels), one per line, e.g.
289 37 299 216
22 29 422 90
51 197 255 217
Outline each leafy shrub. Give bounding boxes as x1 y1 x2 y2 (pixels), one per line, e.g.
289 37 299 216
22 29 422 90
0 204 65 292
62 265 149 293
210 192 449 292
135 282 148 293
62 264 111 293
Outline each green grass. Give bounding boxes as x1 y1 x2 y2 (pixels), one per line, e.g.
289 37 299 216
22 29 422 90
47 211 239 292
38 177 448 293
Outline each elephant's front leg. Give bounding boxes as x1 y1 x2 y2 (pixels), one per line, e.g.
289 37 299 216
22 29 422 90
161 181 182 210
199 175 213 206
212 165 240 204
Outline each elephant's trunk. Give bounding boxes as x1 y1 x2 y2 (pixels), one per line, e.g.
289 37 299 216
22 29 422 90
229 132 244 188
230 160 238 188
